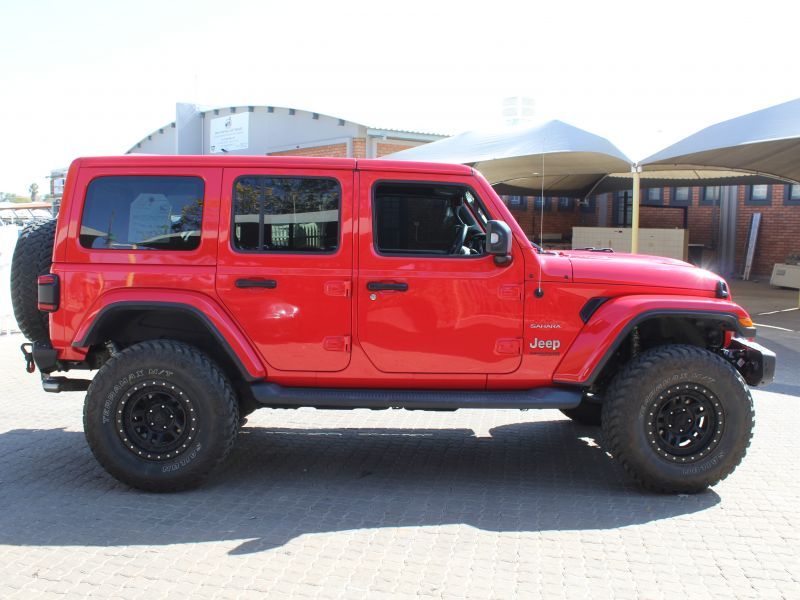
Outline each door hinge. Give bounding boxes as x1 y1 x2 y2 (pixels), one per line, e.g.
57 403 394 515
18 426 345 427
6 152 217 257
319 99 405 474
323 336 351 352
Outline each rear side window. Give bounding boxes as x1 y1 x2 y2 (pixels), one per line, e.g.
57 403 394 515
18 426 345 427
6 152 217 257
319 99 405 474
80 176 204 250
232 176 340 252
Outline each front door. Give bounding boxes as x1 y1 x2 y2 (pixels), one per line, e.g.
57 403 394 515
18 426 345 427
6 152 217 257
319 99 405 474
356 172 525 374
217 167 354 372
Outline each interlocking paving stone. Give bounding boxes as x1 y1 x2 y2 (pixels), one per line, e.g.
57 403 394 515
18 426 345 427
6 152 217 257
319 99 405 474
0 332 798 599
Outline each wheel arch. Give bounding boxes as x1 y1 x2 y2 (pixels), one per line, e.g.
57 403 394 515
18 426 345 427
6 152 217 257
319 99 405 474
74 300 265 383
554 300 754 388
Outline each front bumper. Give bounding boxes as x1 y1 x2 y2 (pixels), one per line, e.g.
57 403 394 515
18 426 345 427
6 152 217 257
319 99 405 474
728 337 776 387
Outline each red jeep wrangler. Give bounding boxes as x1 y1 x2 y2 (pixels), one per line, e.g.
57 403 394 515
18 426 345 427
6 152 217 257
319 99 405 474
11 156 774 492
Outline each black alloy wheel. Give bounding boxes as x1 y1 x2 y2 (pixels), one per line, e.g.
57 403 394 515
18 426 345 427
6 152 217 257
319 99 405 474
117 382 195 461
602 344 753 493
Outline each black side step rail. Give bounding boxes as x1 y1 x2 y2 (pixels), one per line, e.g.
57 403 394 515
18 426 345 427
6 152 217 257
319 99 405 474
251 383 582 410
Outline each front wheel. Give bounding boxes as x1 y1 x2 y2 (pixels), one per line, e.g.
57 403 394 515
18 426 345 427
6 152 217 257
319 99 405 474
602 344 754 493
83 340 239 492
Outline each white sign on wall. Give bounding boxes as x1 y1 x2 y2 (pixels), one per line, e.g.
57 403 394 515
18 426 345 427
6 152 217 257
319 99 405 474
209 112 249 153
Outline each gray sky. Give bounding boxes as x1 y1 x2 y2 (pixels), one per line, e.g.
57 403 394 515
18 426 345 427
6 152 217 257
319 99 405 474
1 0 798 195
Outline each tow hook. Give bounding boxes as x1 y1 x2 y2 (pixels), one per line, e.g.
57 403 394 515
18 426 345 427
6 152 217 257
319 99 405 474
20 343 35 373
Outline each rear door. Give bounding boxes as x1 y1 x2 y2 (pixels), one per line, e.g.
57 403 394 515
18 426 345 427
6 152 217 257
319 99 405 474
356 172 525 374
216 167 354 372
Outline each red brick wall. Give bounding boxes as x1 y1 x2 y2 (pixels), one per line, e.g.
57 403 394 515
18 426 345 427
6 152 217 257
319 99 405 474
352 138 366 158
505 198 582 242
582 185 799 276
376 142 415 157
268 143 348 158
733 185 800 276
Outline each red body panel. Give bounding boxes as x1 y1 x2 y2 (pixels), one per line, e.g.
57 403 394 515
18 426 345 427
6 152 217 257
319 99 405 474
48 156 753 390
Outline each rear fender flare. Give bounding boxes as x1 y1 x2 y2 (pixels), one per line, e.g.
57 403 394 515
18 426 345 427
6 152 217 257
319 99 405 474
72 290 266 381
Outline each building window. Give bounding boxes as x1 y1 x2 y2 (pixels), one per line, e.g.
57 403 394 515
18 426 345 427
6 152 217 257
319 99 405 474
558 197 575 212
785 184 800 206
80 176 204 251
745 184 771 205
506 195 527 211
580 197 596 213
671 187 692 206
232 176 340 253
533 197 552 211
614 191 633 227
700 186 721 206
642 187 663 206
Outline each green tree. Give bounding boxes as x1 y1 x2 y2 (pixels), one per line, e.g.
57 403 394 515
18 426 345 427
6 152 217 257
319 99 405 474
29 183 39 201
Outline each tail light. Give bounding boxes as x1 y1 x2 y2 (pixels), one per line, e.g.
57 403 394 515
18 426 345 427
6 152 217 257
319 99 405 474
37 274 59 312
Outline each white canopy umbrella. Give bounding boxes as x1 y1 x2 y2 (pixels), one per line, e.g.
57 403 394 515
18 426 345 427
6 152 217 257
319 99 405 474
641 97 800 183
385 120 632 198
620 97 800 252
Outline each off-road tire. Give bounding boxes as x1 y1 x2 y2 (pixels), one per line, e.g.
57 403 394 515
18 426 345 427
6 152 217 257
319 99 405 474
602 344 754 493
10 218 56 343
561 401 602 426
83 340 239 492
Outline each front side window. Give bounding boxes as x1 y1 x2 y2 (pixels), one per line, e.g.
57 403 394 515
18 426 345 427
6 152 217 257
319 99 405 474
373 182 486 256
232 176 340 252
80 176 204 250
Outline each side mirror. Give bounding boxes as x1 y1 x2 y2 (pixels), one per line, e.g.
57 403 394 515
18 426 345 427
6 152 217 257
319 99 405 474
487 220 513 266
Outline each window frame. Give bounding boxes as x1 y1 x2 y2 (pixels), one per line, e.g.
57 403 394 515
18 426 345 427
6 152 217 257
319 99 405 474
557 197 575 212
670 186 692 207
784 184 800 206
745 184 772 206
505 195 528 211
533 197 552 211
230 174 343 255
642 187 663 206
78 174 206 252
700 186 721 206
370 179 490 259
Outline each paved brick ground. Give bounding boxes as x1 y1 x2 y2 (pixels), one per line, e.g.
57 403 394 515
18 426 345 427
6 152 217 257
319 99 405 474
1 333 798 599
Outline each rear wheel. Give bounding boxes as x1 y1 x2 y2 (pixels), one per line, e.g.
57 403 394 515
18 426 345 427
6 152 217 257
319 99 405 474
83 340 238 492
602 344 754 493
10 218 56 343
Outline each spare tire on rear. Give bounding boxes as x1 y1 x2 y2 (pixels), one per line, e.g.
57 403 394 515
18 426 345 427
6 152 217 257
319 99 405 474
11 219 56 343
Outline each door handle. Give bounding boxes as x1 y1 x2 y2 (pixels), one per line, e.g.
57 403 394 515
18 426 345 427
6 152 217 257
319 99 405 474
235 278 277 289
367 282 408 292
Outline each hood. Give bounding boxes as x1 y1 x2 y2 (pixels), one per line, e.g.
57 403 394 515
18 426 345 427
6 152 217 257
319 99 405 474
564 250 722 291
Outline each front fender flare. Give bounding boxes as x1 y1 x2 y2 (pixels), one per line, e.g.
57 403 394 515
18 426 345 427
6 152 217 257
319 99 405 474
553 295 753 386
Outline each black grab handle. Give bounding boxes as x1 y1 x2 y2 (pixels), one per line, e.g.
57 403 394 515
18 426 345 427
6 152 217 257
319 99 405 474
367 282 408 292
235 279 277 289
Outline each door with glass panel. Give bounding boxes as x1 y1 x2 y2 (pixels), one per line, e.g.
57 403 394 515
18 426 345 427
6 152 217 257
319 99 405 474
216 167 354 372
